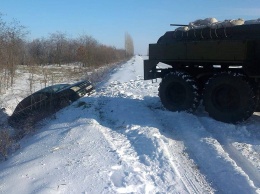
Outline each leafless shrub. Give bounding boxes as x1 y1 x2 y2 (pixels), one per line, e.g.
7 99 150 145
12 107 58 140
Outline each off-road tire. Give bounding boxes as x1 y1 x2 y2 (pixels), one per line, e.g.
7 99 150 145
203 72 255 123
159 71 200 112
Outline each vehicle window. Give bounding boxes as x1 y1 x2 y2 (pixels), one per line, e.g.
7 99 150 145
39 86 55 93
52 84 70 92
38 84 70 93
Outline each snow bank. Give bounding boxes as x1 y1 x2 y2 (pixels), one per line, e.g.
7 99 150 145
0 56 260 193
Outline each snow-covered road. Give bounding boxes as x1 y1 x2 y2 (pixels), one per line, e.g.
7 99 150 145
0 56 260 193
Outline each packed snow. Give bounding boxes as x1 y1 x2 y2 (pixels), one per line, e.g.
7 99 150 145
0 56 260 193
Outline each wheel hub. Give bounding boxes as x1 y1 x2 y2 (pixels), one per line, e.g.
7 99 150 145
167 82 186 106
212 84 240 111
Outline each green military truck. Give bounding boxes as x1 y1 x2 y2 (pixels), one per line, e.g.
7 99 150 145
144 19 260 123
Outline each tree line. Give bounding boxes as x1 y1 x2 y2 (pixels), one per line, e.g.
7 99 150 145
0 14 134 93
27 33 128 67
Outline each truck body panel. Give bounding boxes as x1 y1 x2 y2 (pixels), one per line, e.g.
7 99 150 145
149 40 248 62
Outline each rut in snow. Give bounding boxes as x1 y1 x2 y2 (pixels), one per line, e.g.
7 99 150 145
87 79 214 193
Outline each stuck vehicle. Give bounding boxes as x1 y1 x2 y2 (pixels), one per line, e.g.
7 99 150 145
144 18 260 123
8 80 94 127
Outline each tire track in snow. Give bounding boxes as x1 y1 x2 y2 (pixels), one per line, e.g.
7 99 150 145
154 133 213 194
143 94 212 193
91 80 214 193
151 108 260 193
90 95 157 193
198 117 260 189
144 104 214 193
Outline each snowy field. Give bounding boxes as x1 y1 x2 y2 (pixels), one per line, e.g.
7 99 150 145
0 56 260 193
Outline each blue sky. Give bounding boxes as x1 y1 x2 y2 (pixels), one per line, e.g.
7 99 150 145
1 0 260 54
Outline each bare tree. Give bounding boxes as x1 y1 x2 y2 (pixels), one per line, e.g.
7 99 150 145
0 15 27 90
28 38 47 65
125 32 134 57
76 35 99 67
49 32 69 66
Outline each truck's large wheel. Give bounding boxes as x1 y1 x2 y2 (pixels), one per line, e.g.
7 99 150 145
159 71 200 112
203 73 255 123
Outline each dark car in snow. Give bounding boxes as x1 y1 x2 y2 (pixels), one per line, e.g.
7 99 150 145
8 80 94 127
